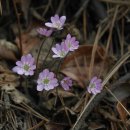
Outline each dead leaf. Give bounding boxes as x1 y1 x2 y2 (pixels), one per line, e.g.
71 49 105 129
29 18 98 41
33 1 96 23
9 89 30 104
41 98 55 110
0 39 18 61
0 73 19 91
88 122 105 130
61 45 113 87
48 88 76 98
117 100 127 121
1 82 19 91
15 30 41 54
0 60 11 73
0 73 19 82
45 122 66 130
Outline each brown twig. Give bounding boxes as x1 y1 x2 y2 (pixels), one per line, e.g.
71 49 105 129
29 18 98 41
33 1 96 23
59 95 72 126
12 0 23 56
83 10 87 43
42 0 52 17
28 120 44 130
88 26 101 79
0 0 2 15
105 86 130 116
56 0 65 14
99 0 130 5
99 5 119 77
73 0 90 22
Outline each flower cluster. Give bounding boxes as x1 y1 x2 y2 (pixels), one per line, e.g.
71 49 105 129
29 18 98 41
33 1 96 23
87 76 102 95
12 14 103 95
52 34 79 58
12 14 81 92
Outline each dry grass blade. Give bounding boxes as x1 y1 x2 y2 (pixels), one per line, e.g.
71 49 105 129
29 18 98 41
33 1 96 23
28 120 44 130
71 51 130 130
99 0 130 5
0 0 2 15
89 26 101 79
99 6 128 39
73 0 90 22
105 86 130 117
20 102 49 122
99 5 119 76
102 51 130 86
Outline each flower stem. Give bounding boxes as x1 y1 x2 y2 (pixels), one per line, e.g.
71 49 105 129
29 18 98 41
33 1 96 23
48 60 57 68
42 38 55 65
12 0 22 56
54 52 69 105
54 59 63 106
36 38 46 74
59 95 72 126
54 58 72 126
24 77 30 97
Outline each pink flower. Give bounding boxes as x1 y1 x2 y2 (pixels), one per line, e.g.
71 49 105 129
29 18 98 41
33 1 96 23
87 76 102 95
61 77 72 91
37 28 53 37
45 14 66 30
64 34 79 51
12 54 36 76
52 42 69 58
37 69 58 91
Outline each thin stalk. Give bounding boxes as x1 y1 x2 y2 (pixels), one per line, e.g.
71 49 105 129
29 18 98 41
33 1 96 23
21 102 49 122
36 38 46 74
0 0 2 15
105 86 130 116
48 60 57 68
42 38 55 64
54 59 63 105
24 77 29 96
55 58 72 126
12 0 22 56
59 95 72 126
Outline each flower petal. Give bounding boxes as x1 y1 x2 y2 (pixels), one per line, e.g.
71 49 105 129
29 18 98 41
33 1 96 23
60 16 66 25
37 85 44 91
45 22 53 28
